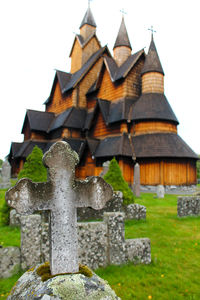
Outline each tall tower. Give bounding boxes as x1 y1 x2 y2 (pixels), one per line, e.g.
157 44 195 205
70 5 101 73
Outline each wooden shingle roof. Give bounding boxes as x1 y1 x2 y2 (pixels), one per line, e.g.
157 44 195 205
79 6 97 29
103 49 144 82
63 47 108 93
141 35 164 75
132 133 198 159
93 133 198 160
131 93 179 124
113 17 132 50
22 110 55 133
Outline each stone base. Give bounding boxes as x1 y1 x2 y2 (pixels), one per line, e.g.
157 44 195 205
8 263 120 300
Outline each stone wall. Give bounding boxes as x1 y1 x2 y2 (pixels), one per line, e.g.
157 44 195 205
0 212 151 277
177 196 200 217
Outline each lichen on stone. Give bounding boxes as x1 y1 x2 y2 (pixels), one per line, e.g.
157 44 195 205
36 262 93 282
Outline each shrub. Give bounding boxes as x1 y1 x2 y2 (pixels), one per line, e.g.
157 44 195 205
18 146 47 182
103 157 134 205
0 198 10 226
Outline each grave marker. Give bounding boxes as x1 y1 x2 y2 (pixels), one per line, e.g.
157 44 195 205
6 141 113 275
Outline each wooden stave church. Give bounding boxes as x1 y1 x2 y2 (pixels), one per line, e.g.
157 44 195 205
9 6 198 186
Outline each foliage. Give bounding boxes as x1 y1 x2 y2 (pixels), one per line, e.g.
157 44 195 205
0 198 10 226
18 146 47 182
0 190 20 243
103 158 134 205
0 159 3 168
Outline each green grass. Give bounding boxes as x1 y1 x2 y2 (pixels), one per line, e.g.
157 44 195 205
96 193 200 299
1 191 200 299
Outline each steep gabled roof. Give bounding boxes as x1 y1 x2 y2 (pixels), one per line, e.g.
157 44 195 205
44 71 71 105
69 32 101 57
141 35 164 75
49 107 87 132
56 70 72 91
108 98 137 124
63 46 108 93
103 49 145 82
86 137 100 156
113 17 132 50
95 98 137 125
131 93 179 124
10 138 86 160
95 133 131 158
79 6 97 29
21 110 55 133
14 140 47 158
132 133 198 159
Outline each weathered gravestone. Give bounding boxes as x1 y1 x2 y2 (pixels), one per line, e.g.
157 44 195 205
0 160 11 189
156 185 165 198
6 141 113 275
133 163 140 197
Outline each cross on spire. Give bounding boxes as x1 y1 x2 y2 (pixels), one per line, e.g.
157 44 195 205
88 0 93 7
148 25 156 37
120 8 127 16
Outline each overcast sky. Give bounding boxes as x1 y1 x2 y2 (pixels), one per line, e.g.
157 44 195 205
0 0 200 159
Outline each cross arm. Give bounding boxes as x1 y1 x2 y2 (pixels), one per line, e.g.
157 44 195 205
6 178 53 215
74 176 113 209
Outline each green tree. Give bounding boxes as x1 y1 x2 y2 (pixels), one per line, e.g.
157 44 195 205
0 159 3 168
18 146 47 182
103 157 134 205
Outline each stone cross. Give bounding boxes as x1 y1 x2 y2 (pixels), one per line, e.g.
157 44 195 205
6 141 113 275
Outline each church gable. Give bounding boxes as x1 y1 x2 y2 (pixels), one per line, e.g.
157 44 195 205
70 38 83 73
46 75 73 114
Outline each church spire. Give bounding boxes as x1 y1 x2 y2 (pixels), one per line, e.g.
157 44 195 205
79 6 97 29
141 34 165 94
113 16 132 50
79 5 97 41
141 34 164 75
113 16 132 66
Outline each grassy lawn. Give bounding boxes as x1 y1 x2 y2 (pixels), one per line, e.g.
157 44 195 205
0 191 200 299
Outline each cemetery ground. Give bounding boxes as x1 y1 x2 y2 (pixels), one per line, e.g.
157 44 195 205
0 190 200 299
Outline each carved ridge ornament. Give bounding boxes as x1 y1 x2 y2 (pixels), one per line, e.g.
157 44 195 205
6 141 113 275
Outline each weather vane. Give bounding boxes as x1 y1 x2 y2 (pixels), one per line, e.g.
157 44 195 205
148 25 156 36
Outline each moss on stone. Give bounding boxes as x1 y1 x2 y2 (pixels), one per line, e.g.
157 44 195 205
36 262 93 282
27 266 35 272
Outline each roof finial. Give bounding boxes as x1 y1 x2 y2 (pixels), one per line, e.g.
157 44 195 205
148 25 156 39
120 8 127 17
88 0 92 8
